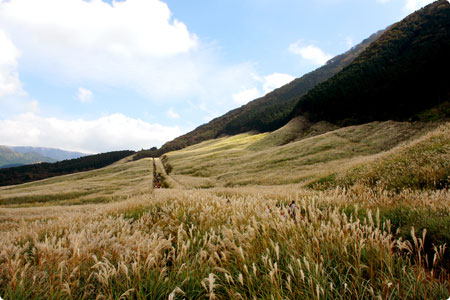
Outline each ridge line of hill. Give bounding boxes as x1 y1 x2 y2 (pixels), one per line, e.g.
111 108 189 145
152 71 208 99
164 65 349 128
137 0 449 160
135 29 384 159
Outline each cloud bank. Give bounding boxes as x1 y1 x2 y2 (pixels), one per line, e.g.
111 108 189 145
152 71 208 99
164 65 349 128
0 113 183 153
0 29 23 97
0 0 259 104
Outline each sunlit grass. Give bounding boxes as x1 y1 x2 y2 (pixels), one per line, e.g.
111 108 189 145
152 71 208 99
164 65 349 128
0 121 449 299
310 123 450 190
166 121 436 188
0 187 449 299
0 158 153 207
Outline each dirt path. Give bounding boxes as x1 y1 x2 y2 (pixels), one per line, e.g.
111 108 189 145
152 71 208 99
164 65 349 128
154 157 182 188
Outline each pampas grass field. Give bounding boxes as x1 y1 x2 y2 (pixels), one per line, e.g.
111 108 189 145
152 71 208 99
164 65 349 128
1 122 449 299
1 187 449 299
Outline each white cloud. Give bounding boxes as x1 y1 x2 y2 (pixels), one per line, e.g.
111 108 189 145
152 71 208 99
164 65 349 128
0 113 183 153
0 29 23 97
288 41 333 65
0 0 197 57
232 72 295 105
0 0 259 106
77 87 93 103
166 107 180 119
232 88 262 105
262 73 295 94
403 0 434 12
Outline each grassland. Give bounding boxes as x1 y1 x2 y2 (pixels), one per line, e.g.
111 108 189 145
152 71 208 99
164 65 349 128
1 187 449 299
309 123 450 191
0 121 449 299
165 120 437 188
0 157 153 207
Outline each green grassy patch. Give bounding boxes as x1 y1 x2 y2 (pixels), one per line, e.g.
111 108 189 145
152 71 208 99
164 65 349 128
0 191 95 205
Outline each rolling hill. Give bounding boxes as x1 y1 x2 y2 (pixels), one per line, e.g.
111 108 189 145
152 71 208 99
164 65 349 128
12 146 86 161
146 30 384 156
141 1 449 158
1 3 450 299
0 150 135 186
292 0 450 125
0 146 56 168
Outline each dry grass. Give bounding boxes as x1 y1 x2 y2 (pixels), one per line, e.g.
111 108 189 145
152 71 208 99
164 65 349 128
0 186 449 299
0 158 153 207
310 123 450 190
166 121 436 187
0 121 449 299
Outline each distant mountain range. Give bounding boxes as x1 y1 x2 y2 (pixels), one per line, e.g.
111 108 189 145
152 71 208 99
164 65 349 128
142 0 449 157
0 146 87 169
12 146 86 161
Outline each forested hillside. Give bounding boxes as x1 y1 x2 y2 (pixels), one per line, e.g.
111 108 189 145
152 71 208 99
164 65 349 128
293 0 450 125
151 31 383 155
137 1 450 160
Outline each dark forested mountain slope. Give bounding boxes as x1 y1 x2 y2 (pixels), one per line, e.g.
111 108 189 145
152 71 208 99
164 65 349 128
292 0 450 125
155 31 383 154
140 1 449 159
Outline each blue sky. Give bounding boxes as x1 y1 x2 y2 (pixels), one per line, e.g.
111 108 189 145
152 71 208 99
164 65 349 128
0 0 435 153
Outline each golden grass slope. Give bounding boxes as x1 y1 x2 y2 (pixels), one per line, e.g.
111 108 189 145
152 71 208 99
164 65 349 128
310 122 450 190
1 187 449 299
0 157 154 207
165 120 437 188
0 121 450 299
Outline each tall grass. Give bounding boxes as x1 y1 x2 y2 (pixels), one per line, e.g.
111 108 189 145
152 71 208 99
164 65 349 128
165 121 436 188
310 123 450 191
1 186 449 299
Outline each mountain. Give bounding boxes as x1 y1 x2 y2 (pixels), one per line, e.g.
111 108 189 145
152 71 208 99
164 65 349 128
143 1 449 158
0 146 56 168
292 0 450 125
148 30 384 156
12 146 86 161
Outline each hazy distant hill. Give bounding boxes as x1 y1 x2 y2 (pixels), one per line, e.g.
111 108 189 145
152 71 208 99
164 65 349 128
12 146 86 161
0 146 56 168
292 0 450 125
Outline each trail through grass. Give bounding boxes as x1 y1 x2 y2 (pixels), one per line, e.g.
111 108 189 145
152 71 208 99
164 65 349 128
0 121 449 299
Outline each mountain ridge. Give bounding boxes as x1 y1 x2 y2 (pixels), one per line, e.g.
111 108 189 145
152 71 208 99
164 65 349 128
145 30 384 156
0 146 56 168
12 146 87 161
292 0 450 125
142 0 449 158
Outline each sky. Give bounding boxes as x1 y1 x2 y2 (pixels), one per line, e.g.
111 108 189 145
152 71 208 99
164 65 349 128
0 0 436 153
